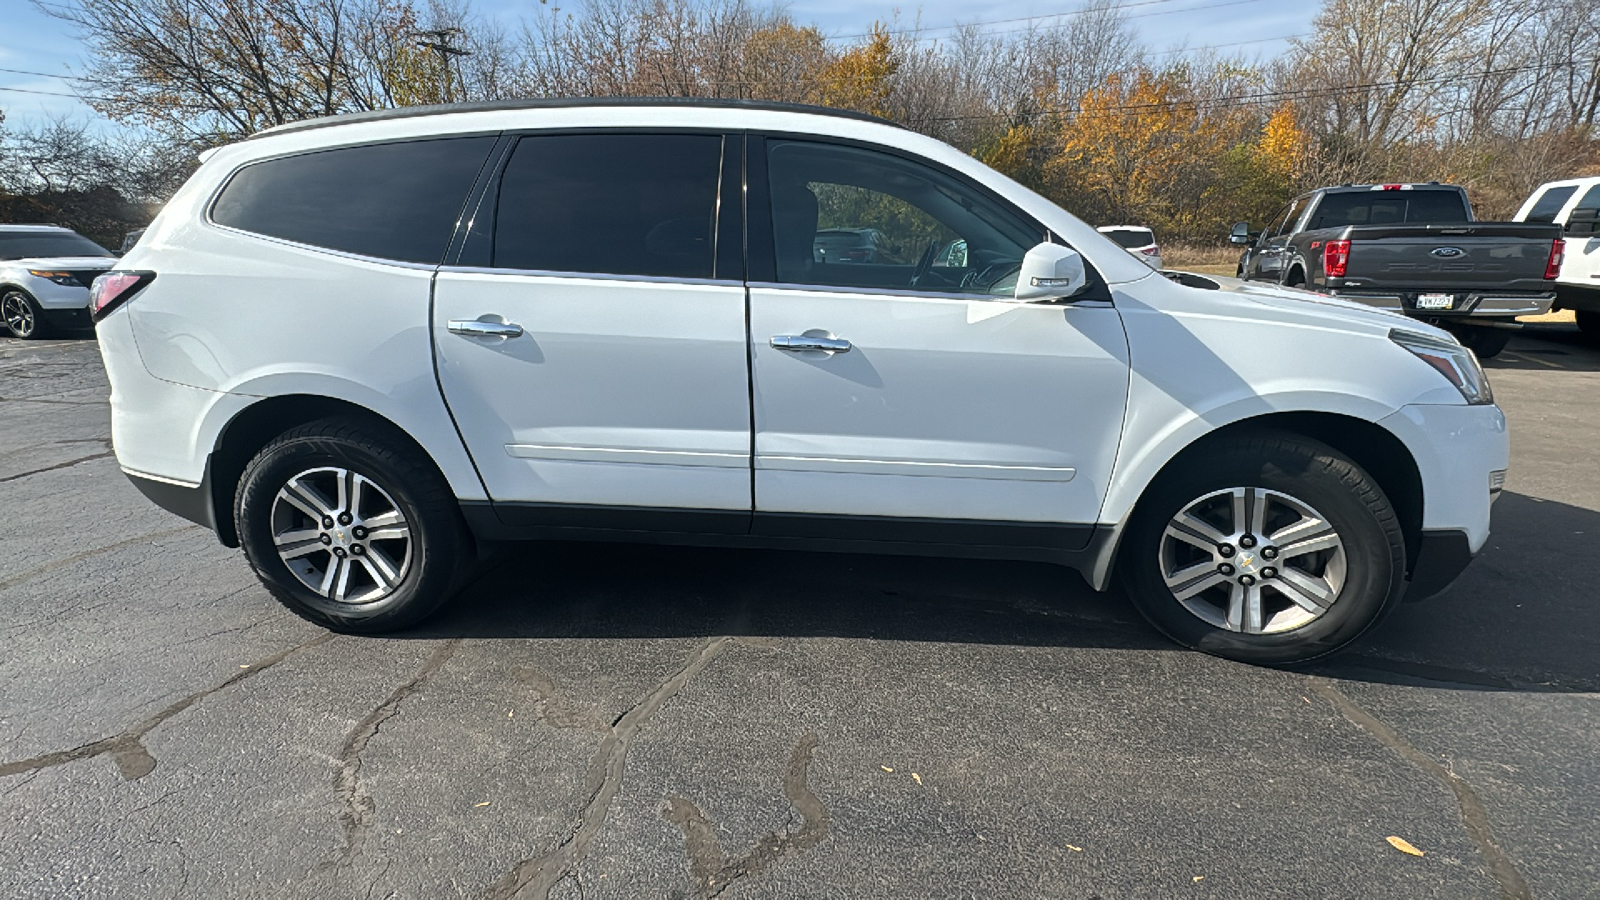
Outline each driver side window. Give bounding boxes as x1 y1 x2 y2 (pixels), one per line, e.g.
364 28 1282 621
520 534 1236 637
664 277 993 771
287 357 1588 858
765 140 1040 296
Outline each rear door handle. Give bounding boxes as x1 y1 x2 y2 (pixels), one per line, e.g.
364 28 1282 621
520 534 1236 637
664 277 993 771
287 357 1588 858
771 334 851 353
448 319 523 338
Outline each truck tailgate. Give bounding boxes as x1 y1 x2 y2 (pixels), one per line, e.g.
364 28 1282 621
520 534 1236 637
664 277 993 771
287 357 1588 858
1340 224 1560 293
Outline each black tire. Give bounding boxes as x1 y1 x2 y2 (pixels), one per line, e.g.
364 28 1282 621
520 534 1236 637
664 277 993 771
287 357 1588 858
1119 432 1406 665
234 417 472 632
1451 326 1511 359
2 290 48 339
1285 269 1305 289
1576 310 1599 337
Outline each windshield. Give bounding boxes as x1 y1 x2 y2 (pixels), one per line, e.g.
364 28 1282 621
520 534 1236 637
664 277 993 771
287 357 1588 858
1307 190 1469 229
0 231 114 261
1102 228 1154 249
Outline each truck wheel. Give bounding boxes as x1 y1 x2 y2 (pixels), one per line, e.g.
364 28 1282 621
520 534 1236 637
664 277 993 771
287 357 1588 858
234 417 472 633
1452 326 1511 359
1119 432 1406 665
1577 311 1599 337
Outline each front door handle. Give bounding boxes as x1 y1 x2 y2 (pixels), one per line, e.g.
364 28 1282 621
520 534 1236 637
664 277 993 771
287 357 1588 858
771 334 851 353
448 319 523 339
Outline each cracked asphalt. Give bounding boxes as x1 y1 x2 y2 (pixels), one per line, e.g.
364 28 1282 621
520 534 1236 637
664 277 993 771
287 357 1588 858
1 327 1597 899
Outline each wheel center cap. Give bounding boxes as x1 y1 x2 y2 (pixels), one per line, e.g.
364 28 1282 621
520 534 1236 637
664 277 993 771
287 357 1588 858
1236 552 1259 574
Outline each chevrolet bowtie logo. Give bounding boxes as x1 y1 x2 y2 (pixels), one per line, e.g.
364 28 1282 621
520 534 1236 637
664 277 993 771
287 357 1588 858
1239 554 1255 567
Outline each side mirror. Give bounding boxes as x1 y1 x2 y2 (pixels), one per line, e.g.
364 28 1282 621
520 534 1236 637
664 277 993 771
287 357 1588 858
1228 221 1253 245
1567 208 1599 237
1013 242 1087 303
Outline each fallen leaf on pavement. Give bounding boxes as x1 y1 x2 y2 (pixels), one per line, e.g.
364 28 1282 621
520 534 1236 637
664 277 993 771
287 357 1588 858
1065 844 1083 852
1387 836 1424 856
911 772 923 785
475 801 491 808
1193 875 1205 882
880 766 894 773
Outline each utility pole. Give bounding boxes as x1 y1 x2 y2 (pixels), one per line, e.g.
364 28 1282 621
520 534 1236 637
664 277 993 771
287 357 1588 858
414 27 471 103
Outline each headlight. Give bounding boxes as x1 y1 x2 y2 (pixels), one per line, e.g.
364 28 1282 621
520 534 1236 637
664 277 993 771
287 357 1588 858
28 270 80 286
1390 329 1493 405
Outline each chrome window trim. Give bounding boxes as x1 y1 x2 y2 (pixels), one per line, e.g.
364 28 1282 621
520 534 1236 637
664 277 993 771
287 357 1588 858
747 280 1112 306
201 221 444 272
437 265 743 288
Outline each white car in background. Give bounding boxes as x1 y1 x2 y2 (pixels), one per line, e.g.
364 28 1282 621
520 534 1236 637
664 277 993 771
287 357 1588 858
1 224 118 339
1097 225 1162 269
1513 176 1600 335
92 99 1507 663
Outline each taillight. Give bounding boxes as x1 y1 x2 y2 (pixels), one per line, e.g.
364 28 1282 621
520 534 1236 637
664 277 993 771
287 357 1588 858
1545 239 1565 279
1324 240 1351 278
89 271 155 321
1140 245 1160 256
1379 183 1405 191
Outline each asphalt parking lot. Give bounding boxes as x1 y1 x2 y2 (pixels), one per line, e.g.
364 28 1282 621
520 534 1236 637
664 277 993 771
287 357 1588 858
1 327 1596 899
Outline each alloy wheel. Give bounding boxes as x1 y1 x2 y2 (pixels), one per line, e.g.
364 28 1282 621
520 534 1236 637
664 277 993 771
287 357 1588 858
270 466 412 605
1158 486 1347 635
2 293 36 338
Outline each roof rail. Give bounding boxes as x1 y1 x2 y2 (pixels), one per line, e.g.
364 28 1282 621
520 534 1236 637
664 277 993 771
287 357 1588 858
250 97 906 140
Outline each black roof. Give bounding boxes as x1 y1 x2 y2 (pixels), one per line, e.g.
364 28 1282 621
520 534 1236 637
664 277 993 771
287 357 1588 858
251 97 904 140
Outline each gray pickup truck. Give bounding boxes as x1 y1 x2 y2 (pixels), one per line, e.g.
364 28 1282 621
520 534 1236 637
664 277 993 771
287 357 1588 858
1230 183 1564 357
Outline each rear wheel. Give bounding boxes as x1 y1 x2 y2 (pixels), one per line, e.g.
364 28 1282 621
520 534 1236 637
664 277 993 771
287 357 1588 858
1450 325 1511 359
1576 310 1599 337
2 290 46 339
234 417 471 632
1120 433 1406 664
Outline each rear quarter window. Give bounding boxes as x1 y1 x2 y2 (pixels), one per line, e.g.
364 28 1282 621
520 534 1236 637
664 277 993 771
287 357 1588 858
210 137 497 264
1523 186 1579 223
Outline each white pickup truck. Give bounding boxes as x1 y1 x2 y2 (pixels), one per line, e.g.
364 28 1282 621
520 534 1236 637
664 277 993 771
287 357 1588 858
1514 176 1600 335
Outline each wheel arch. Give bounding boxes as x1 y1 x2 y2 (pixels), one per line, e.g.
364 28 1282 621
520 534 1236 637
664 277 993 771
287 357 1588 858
1096 411 1425 588
207 395 461 547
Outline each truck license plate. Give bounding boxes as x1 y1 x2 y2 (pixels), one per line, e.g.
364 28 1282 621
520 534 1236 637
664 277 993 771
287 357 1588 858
1416 293 1455 310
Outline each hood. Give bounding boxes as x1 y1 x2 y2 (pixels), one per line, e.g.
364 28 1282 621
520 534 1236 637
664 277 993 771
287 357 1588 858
1193 272 1454 341
9 256 118 270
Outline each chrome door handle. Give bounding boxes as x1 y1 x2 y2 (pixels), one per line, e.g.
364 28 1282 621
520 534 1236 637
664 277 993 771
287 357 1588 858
448 319 523 339
771 334 851 353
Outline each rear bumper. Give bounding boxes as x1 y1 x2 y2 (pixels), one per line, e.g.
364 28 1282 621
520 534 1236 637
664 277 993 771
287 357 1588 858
1327 288 1553 318
1407 529 1475 601
124 465 218 533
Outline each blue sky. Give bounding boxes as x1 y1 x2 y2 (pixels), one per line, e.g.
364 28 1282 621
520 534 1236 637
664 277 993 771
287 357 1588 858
0 0 1319 128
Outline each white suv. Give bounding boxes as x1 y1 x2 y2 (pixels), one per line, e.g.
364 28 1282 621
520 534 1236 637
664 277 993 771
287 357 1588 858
92 100 1508 663
2 224 118 338
1514 176 1600 335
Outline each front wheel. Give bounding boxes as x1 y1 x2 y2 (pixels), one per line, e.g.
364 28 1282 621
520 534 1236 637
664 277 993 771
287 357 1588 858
234 417 472 632
1120 433 1406 664
2 290 47 339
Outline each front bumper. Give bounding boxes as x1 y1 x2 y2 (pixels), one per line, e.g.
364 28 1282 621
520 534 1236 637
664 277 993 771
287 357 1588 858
38 306 92 330
1328 288 1554 318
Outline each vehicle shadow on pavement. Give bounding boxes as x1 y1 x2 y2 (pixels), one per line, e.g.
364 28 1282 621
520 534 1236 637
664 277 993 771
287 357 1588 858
406 491 1599 694
1486 329 1600 372
416 541 1171 653
1316 491 1600 694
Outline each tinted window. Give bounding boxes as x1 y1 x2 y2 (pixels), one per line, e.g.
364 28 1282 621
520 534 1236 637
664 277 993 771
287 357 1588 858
766 140 1040 295
1307 189 1469 229
1524 186 1578 223
1102 229 1154 249
1572 185 1600 214
212 137 495 264
493 134 722 278
0 231 113 260
1277 196 1311 235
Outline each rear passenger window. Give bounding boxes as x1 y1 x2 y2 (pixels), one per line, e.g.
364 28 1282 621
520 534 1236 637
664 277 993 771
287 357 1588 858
1524 186 1578 223
493 134 722 278
211 137 495 264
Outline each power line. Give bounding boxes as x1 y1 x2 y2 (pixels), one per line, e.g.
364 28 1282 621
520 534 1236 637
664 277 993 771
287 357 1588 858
828 0 1202 41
